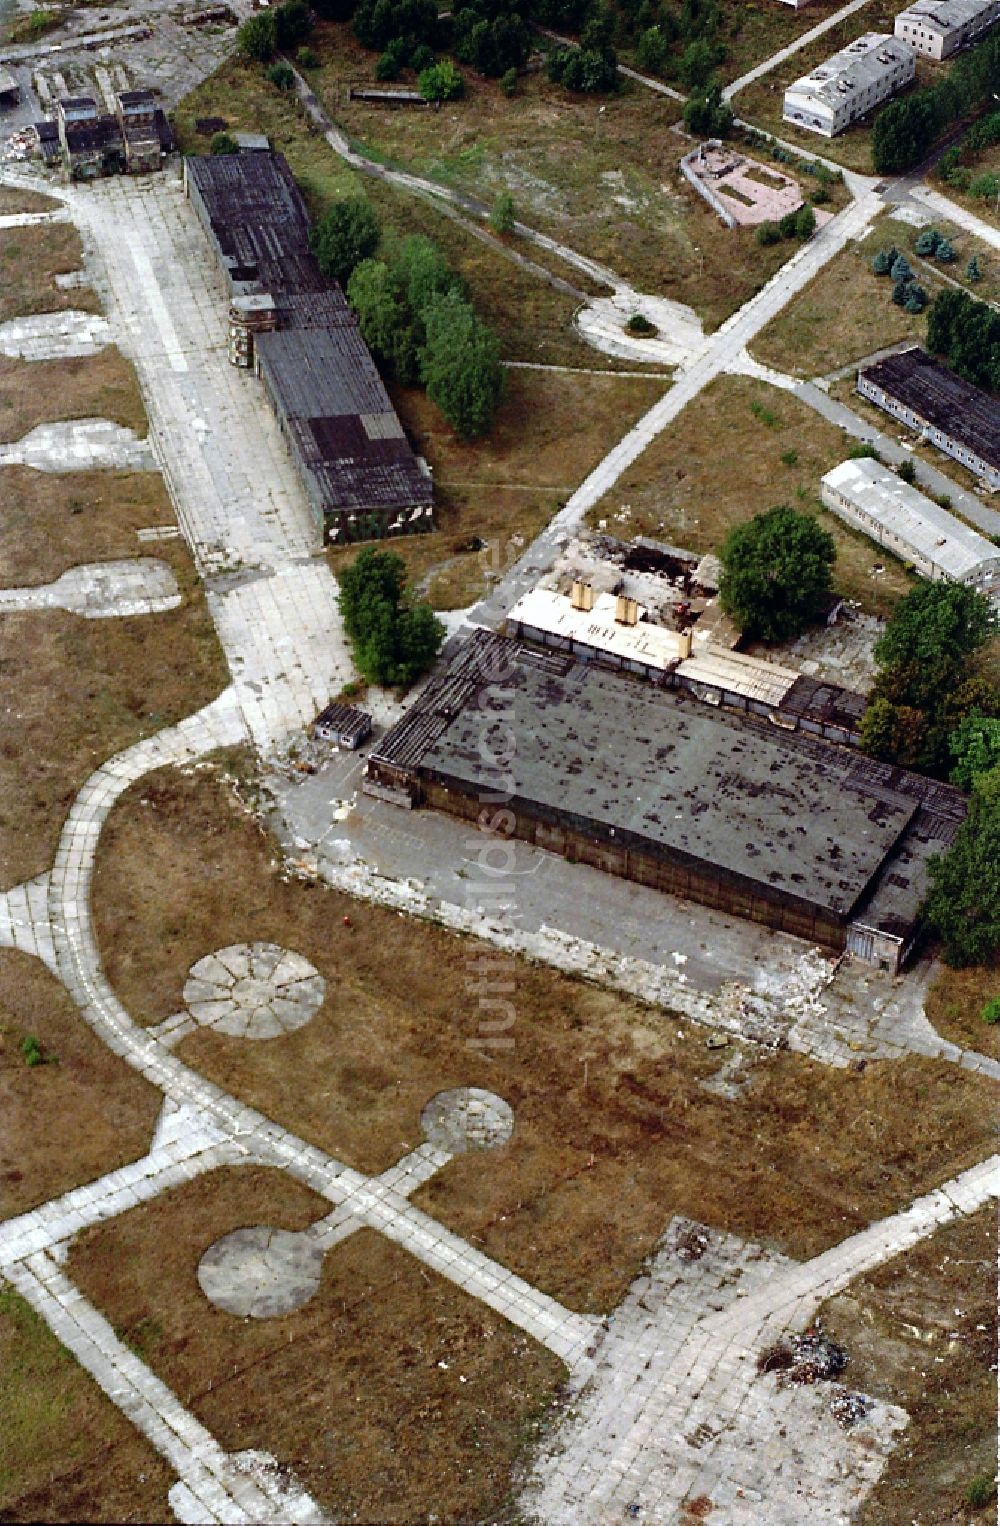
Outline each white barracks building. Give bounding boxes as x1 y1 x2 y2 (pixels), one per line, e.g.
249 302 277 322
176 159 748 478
894 0 1000 59
783 33 915 137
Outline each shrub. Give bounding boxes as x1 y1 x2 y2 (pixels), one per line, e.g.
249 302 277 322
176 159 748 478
275 0 312 48
780 448 798 466
499 66 518 96
419 58 465 100
778 210 798 239
756 220 780 247
966 255 983 283
376 44 404 79
966 1472 996 1508
548 43 619 93
297 45 319 66
982 996 1000 1026
625 312 657 336
20 1035 43 1067
210 130 239 155
849 442 881 461
936 237 956 263
896 458 916 483
811 186 829 205
267 61 295 89
236 10 277 60
490 189 516 234
794 204 816 239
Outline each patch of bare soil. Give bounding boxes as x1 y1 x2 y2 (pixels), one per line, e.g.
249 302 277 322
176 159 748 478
0 536 229 890
68 1171 564 1523
0 1286 174 1524
91 762 1000 1313
819 1205 998 1526
0 949 161 1221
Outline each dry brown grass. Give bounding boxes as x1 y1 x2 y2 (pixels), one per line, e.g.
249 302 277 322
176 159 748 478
925 960 1000 1061
0 536 229 890
0 186 61 216
589 373 915 617
330 367 668 608
0 223 100 323
0 1285 175 1524
0 468 175 586
67 1171 563 1523
819 1205 997 1526
0 950 161 1222
0 348 147 445
90 761 998 1313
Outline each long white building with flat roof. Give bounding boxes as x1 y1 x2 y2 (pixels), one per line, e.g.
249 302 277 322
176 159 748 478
821 457 1000 598
894 0 1000 58
783 33 915 137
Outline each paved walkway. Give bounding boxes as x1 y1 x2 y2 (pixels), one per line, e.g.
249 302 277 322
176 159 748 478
523 1156 999 1522
0 308 111 359
0 417 155 472
0 557 180 618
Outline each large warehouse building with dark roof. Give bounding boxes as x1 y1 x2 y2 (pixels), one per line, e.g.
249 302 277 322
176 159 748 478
857 347 1000 489
184 150 433 545
366 631 966 970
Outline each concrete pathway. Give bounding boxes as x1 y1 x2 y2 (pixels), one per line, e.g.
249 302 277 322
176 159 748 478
523 1156 999 1522
0 417 155 472
0 557 180 617
723 0 873 102
0 208 69 230
0 308 111 359
910 185 1000 252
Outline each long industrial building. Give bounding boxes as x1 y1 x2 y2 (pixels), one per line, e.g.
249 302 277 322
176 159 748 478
184 150 432 545
822 457 1000 596
365 631 965 971
857 347 1000 490
783 33 915 137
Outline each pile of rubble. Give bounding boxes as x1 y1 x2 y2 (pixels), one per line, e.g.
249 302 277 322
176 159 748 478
780 1320 849 1386
2 127 38 164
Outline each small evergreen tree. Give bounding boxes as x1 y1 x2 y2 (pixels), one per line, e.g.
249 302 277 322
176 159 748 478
267 60 295 89
936 237 956 262
890 254 912 282
904 283 927 313
794 204 816 239
966 255 983 282
914 227 941 256
490 190 516 234
872 248 892 275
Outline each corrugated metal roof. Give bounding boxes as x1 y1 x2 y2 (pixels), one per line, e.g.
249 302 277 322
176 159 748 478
822 457 1000 584
508 586 689 671
859 347 1000 473
676 647 800 706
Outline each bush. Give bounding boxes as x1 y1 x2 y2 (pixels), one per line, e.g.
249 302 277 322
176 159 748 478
419 58 464 100
811 186 829 205
236 10 277 60
794 204 816 239
982 996 1000 1026
965 1473 996 1509
275 0 312 48
20 1035 43 1067
210 130 239 155
499 65 518 96
548 43 619 93
489 189 516 234
311 197 382 286
756 220 780 247
896 458 916 483
780 448 798 466
966 255 983 283
376 43 405 79
267 61 295 90
936 237 956 263
683 81 732 137
338 549 444 687
778 210 798 239
849 443 881 461
297 45 319 66
625 312 657 336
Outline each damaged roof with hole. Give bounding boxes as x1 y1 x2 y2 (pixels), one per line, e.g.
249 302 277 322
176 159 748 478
185 150 432 520
380 631 965 924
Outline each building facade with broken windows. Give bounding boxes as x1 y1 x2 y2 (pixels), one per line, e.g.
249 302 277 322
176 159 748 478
366 631 965 971
184 149 433 546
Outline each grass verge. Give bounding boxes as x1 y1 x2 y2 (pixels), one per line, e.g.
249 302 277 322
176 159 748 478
925 960 1000 1061
0 348 147 444
0 222 99 323
0 534 229 890
0 468 176 586
0 1285 175 1523
589 374 916 617
0 186 61 216
330 367 668 609
0 949 161 1221
819 1205 997 1526
91 759 998 1312
67 1171 564 1522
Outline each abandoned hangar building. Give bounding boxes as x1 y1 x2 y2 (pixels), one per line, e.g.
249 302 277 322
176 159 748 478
366 631 966 972
184 149 432 546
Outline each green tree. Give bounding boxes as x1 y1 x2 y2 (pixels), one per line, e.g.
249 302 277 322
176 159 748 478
890 254 912 282
236 10 276 60
418 58 465 100
875 581 994 673
420 288 505 440
682 80 732 136
949 712 1000 790
636 23 669 73
717 505 836 642
904 283 927 314
499 66 518 96
267 60 295 89
338 549 444 686
345 259 405 368
311 197 381 286
755 220 780 247
936 237 956 262
966 254 983 282
914 227 941 256
677 38 722 88
275 0 312 47
490 189 516 234
794 204 816 239
210 131 239 155
923 766 1000 966
872 248 892 275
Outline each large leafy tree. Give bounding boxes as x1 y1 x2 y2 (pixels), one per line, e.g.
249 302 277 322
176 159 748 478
421 289 506 440
949 712 1000 791
717 505 836 642
338 549 444 686
311 198 381 288
924 766 1000 966
860 582 997 775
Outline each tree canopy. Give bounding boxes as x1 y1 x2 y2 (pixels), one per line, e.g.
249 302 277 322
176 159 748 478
872 31 1000 173
311 198 382 288
923 765 1000 966
949 712 1000 791
717 505 836 642
860 582 997 775
926 287 1000 392
338 548 445 686
420 288 506 440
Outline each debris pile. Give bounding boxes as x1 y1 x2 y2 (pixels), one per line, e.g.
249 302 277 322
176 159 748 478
758 1319 849 1386
829 1389 871 1429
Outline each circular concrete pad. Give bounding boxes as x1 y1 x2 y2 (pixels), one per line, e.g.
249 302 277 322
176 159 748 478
183 942 325 1040
420 1087 514 1154
198 1226 324 1317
